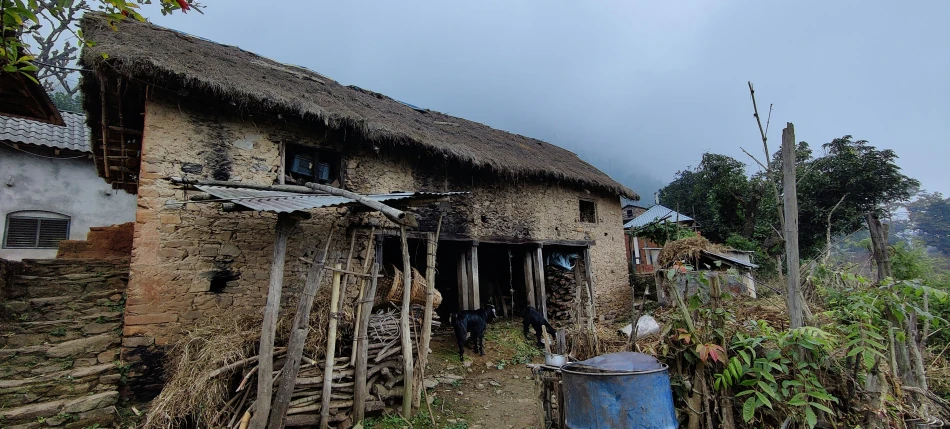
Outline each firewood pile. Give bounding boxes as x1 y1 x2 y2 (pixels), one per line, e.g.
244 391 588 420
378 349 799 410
544 265 577 324
212 307 438 428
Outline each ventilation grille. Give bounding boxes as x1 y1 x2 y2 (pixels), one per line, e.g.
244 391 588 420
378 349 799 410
4 217 70 248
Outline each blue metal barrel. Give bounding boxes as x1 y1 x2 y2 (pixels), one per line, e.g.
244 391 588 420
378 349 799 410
561 352 678 429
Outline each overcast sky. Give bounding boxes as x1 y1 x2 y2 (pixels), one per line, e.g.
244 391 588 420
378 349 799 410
143 1 949 200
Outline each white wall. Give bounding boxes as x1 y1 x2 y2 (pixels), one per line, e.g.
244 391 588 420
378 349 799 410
0 145 137 260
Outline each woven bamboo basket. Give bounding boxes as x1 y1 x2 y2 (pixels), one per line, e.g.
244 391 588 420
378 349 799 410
375 265 442 308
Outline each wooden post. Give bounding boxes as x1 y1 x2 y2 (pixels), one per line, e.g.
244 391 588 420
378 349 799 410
305 182 417 227
268 228 334 429
524 251 536 309
350 228 376 366
319 264 344 429
278 142 286 185
250 212 298 429
782 123 804 330
398 226 414 417
415 217 443 409
353 238 382 422
534 246 547 320
458 251 470 311
337 230 358 314
471 243 481 308
582 246 597 320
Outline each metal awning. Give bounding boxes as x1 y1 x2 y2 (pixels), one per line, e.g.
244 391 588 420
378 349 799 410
194 185 465 213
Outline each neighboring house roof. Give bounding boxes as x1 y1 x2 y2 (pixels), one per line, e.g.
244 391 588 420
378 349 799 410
624 204 694 229
0 66 64 126
78 14 637 199
0 111 90 153
702 250 758 269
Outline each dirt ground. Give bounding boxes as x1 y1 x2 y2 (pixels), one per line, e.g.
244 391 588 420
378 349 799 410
364 319 548 429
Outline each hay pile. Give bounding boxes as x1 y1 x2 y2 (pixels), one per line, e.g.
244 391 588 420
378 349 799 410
655 236 730 268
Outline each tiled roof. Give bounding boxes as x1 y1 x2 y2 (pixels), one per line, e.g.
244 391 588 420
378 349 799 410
0 111 90 153
623 204 694 229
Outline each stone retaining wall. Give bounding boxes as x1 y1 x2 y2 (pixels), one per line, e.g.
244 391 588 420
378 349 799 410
0 258 129 429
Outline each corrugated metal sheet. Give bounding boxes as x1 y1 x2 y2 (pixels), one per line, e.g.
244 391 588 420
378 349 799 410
702 250 759 269
623 204 694 229
195 185 465 213
0 111 90 152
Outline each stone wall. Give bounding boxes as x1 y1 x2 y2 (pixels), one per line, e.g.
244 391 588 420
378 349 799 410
0 258 24 299
0 258 128 428
56 222 134 260
123 98 630 365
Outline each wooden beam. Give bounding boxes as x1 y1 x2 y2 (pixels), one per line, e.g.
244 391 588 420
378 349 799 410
534 246 547 319
583 246 597 321
782 123 804 329
319 264 344 429
398 226 414 417
470 243 480 309
524 251 536 309
97 71 110 178
416 216 442 410
268 229 334 429
250 212 298 429
306 182 417 227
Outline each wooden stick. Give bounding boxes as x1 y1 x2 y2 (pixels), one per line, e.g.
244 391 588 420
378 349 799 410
471 243 481 308
534 245 547 319
415 217 442 410
351 228 376 366
399 226 415 417
306 182 417 227
524 251 536 309
268 227 335 429
337 230 358 316
319 264 344 429
250 213 298 429
354 252 382 422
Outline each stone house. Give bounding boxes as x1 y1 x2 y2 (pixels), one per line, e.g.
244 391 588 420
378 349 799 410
0 110 137 260
77 15 637 387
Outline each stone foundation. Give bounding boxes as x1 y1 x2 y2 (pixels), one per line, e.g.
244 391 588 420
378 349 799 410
0 258 129 428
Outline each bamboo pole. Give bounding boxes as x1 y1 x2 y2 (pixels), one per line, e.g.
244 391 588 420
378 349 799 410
781 123 804 329
337 230 358 315
268 228 335 429
350 228 376 366
399 226 414 417
250 213 298 429
306 182 417 227
319 264 343 429
353 239 382 422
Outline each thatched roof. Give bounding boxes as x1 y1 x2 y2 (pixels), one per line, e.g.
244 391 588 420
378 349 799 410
655 236 731 268
78 15 636 199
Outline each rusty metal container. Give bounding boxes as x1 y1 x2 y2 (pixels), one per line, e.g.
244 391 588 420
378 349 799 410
561 352 678 428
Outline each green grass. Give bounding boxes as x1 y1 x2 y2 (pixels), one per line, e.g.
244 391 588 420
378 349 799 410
484 322 543 365
363 411 435 428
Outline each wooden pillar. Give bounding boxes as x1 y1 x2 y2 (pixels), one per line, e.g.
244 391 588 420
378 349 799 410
523 251 536 309
534 245 547 319
398 226 414 418
458 250 470 310
470 242 480 309
583 246 597 320
250 212 298 429
782 123 804 329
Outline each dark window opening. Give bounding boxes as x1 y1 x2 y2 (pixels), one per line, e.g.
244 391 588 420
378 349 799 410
283 143 340 185
3 213 70 249
626 209 633 217
579 199 597 223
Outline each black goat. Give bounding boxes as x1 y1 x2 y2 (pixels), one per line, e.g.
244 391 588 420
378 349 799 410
451 305 497 359
523 306 556 348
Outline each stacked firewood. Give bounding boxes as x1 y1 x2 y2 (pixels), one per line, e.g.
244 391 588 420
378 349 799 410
215 307 438 428
545 265 577 324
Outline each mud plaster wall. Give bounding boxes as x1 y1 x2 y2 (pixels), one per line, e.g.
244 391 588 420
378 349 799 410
126 98 628 350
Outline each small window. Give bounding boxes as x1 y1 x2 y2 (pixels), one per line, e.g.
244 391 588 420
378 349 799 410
4 212 70 249
626 209 633 217
579 199 597 223
283 143 340 185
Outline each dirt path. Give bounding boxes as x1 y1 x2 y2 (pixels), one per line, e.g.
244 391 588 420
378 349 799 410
409 320 546 429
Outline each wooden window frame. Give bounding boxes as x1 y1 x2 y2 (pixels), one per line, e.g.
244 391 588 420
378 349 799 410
578 198 597 224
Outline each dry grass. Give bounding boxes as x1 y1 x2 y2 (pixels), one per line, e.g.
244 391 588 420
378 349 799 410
656 236 730 268
143 313 260 429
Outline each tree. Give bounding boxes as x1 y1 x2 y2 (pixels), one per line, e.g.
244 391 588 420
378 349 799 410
50 91 81 111
659 136 919 266
908 191 950 255
2 0 200 93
